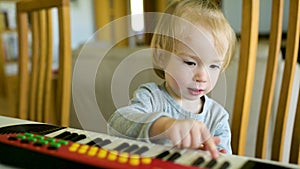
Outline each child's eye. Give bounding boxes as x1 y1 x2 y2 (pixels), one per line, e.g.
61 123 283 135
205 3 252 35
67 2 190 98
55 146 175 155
210 64 221 69
184 61 196 66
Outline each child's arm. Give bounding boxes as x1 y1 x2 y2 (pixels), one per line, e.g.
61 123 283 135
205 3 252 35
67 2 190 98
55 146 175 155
149 116 219 158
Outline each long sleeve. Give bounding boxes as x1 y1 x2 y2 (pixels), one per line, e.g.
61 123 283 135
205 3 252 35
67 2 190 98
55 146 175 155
200 96 232 154
212 113 232 154
107 83 171 143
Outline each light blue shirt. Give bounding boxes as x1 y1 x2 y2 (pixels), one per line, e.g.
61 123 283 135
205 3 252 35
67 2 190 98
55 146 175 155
108 82 232 154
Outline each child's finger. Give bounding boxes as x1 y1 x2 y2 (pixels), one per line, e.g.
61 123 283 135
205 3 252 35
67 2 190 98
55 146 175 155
219 148 227 154
212 136 221 145
200 136 221 150
203 137 219 159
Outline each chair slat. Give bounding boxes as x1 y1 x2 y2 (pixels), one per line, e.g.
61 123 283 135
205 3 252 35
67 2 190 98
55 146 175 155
271 0 300 161
36 10 47 122
290 90 300 164
255 0 284 159
57 5 71 126
231 0 260 155
44 9 54 123
17 12 29 120
29 12 39 121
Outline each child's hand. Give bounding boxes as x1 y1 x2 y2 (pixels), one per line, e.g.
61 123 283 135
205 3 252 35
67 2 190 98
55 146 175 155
199 136 227 154
150 117 219 158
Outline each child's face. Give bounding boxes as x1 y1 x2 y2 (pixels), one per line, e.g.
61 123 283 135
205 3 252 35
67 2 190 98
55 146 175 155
164 26 225 101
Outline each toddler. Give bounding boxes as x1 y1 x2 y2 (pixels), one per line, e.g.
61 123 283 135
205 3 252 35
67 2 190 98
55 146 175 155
108 0 236 159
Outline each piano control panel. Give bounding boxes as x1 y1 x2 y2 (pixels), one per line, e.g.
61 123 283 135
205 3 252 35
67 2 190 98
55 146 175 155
0 120 298 169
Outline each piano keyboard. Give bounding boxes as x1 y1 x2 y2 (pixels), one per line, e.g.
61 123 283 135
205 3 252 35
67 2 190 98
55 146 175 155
0 116 299 169
45 127 239 168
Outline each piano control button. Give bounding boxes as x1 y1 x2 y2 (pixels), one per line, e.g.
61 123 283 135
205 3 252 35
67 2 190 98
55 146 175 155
219 161 231 169
134 146 149 155
141 157 152 164
24 133 34 137
129 154 140 166
114 142 130 151
78 145 89 154
27 137 37 142
45 138 56 143
70 143 80 148
166 152 181 161
118 152 129 163
16 134 26 140
205 159 217 168
98 149 108 158
34 135 44 140
80 145 89 150
90 146 99 152
33 140 48 147
123 144 139 153
8 136 18 141
69 146 78 152
20 139 30 144
69 143 80 151
33 142 43 147
48 143 61 150
191 156 205 166
88 147 99 156
78 148 88 154
54 131 71 139
57 140 68 145
155 150 170 159
38 140 49 145
107 150 118 161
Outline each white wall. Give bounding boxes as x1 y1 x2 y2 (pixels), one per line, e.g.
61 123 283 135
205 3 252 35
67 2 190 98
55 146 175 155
70 0 95 49
222 0 290 35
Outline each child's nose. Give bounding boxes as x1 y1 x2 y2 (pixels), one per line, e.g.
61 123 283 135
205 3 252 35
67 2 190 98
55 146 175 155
193 66 208 82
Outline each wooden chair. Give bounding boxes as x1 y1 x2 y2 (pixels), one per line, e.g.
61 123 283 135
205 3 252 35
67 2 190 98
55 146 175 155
231 0 300 164
16 0 71 126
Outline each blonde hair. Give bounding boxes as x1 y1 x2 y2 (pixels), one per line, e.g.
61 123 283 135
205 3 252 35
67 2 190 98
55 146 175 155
151 0 237 79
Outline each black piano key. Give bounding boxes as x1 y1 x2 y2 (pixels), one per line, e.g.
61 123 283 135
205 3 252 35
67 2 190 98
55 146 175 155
114 142 130 151
54 131 71 139
133 146 149 155
123 144 139 153
241 160 291 169
191 156 205 166
63 133 79 140
87 138 103 146
166 152 181 161
219 161 231 169
97 139 111 147
205 159 217 168
69 134 86 142
155 150 170 159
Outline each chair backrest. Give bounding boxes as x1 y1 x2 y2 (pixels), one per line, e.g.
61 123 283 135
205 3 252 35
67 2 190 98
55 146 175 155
16 0 71 126
231 0 300 164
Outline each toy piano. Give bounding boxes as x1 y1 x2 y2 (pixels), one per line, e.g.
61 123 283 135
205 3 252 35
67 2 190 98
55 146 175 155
0 116 299 169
